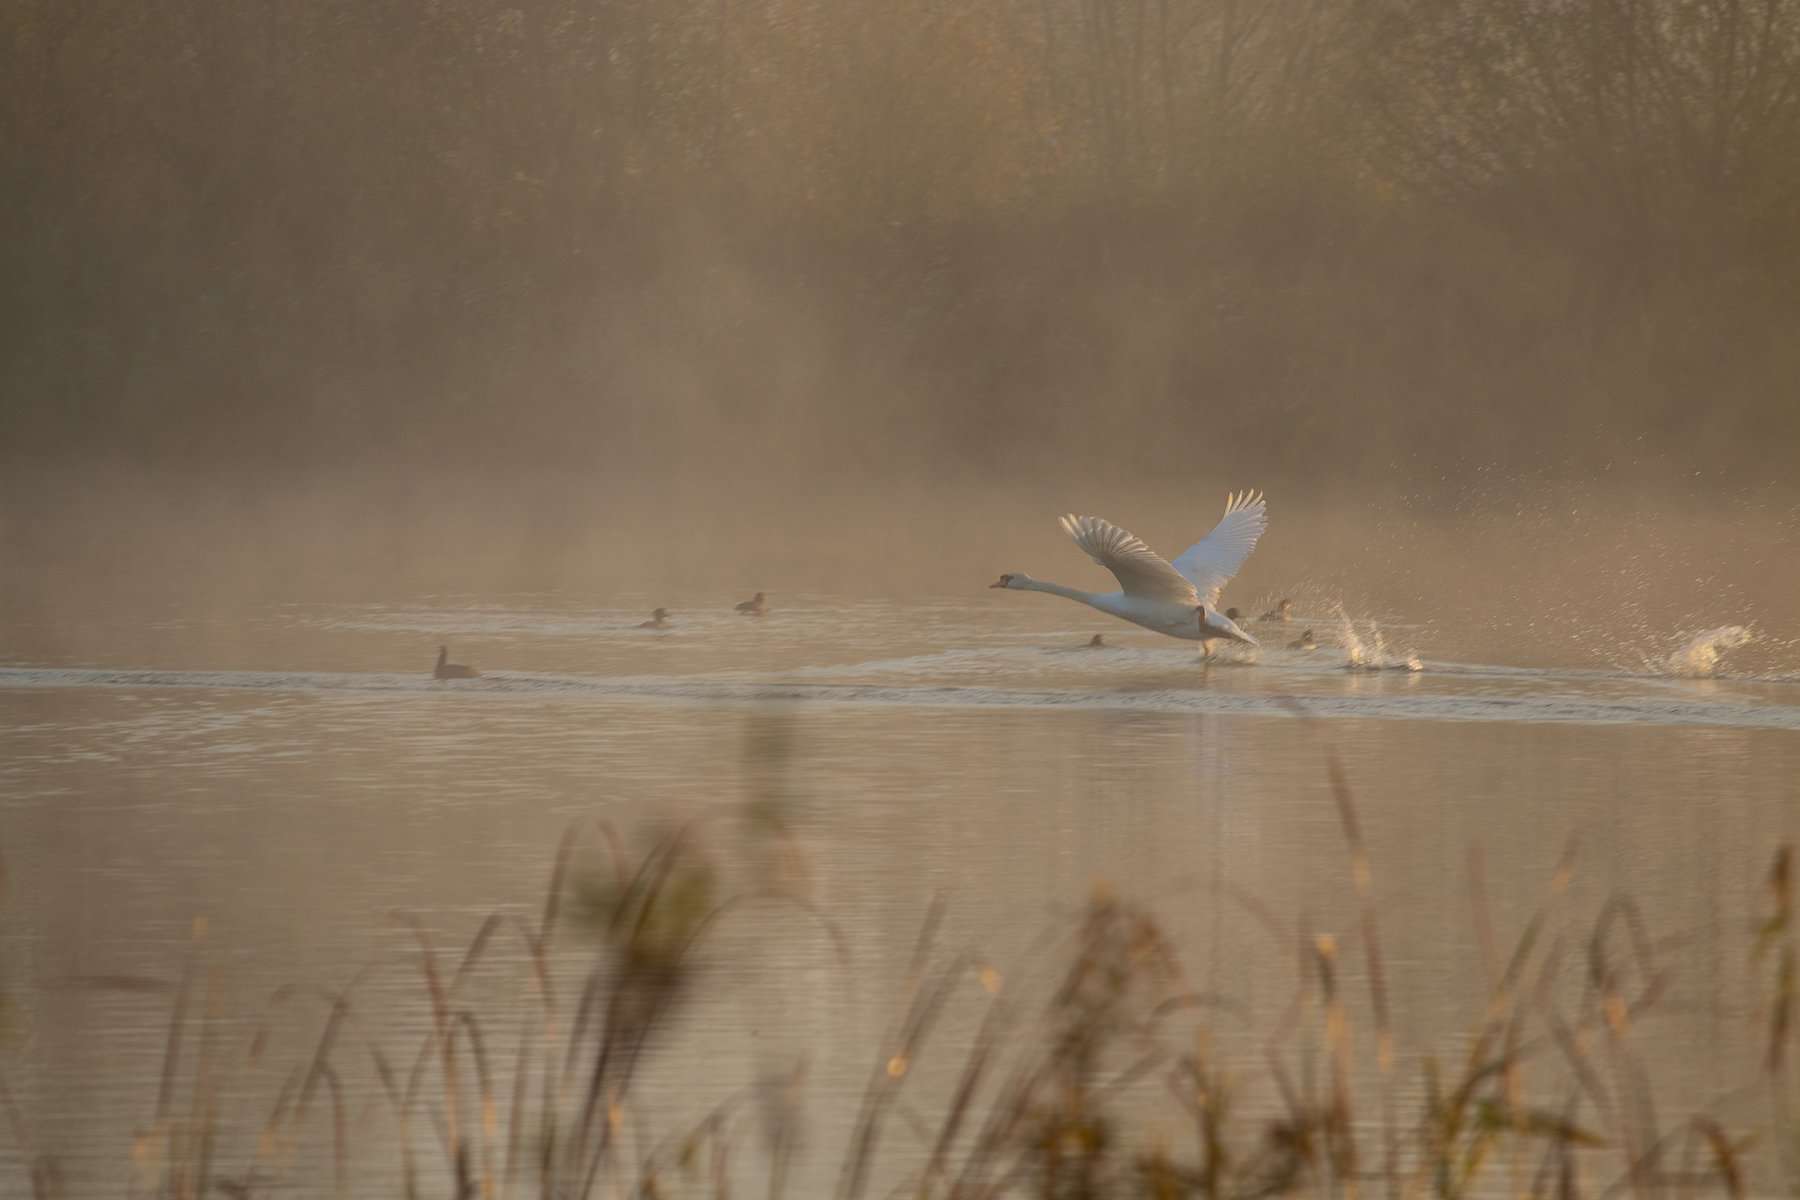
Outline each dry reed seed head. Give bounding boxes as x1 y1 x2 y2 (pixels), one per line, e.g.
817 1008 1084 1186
1552 864 1574 896
1057 1120 1105 1156
979 965 1002 995
1603 993 1630 1034
1128 914 1173 971
608 1099 625 1132
1314 933 1338 960
1352 855 1371 894
886 1055 908 1079
1480 991 1515 1027
130 1128 164 1176
482 1096 498 1138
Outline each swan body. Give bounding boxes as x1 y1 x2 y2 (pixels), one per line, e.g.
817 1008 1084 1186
735 592 767 616
991 492 1267 653
433 645 479 680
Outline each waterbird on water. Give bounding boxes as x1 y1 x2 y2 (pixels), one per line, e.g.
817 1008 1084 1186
1086 634 1107 648
991 491 1267 659
1260 598 1294 622
433 646 479 680
638 608 671 629
1288 629 1317 651
735 592 767 616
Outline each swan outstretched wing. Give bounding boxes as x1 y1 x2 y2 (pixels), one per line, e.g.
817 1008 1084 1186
1170 491 1267 606
1059 514 1198 603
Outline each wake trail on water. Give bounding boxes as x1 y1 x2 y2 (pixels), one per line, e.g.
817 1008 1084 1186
5 664 1798 730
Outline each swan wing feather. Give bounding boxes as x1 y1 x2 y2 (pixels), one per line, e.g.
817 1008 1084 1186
1170 490 1267 606
1059 514 1198 603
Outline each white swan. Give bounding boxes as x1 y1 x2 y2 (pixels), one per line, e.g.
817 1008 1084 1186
991 492 1267 656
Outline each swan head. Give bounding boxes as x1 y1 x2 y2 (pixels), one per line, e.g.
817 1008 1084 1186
1199 606 1258 646
990 573 1031 589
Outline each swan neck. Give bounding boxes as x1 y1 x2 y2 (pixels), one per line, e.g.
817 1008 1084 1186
1023 578 1099 605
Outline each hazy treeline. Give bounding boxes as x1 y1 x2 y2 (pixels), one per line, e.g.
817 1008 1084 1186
5 0 1799 501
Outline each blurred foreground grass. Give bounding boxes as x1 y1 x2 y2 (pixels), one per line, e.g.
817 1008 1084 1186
2 748 1796 1200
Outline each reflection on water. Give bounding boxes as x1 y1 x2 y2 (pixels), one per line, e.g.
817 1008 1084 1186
1 596 1797 1195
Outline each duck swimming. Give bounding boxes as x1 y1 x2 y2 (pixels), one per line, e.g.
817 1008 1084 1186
735 592 767 616
1260 598 1294 622
1085 634 1106 648
638 608 671 629
433 646 479 680
1287 629 1317 651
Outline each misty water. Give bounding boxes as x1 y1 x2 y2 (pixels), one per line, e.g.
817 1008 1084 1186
12 0 1800 1191
2 591 1798 1194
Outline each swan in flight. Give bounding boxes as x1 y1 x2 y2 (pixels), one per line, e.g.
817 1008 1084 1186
433 645 479 680
991 492 1267 656
736 592 767 616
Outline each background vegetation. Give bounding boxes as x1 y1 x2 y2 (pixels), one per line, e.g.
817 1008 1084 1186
5 0 1799 502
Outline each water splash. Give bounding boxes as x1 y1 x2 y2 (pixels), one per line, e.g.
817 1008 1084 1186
1645 625 1753 678
1338 609 1424 673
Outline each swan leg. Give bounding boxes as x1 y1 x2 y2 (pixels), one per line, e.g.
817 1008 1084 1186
1201 639 1214 660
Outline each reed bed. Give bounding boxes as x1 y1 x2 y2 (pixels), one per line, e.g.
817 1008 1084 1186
2 760 1795 1200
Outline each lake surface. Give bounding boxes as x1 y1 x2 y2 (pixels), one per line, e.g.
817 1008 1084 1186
2 593 1797 1196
